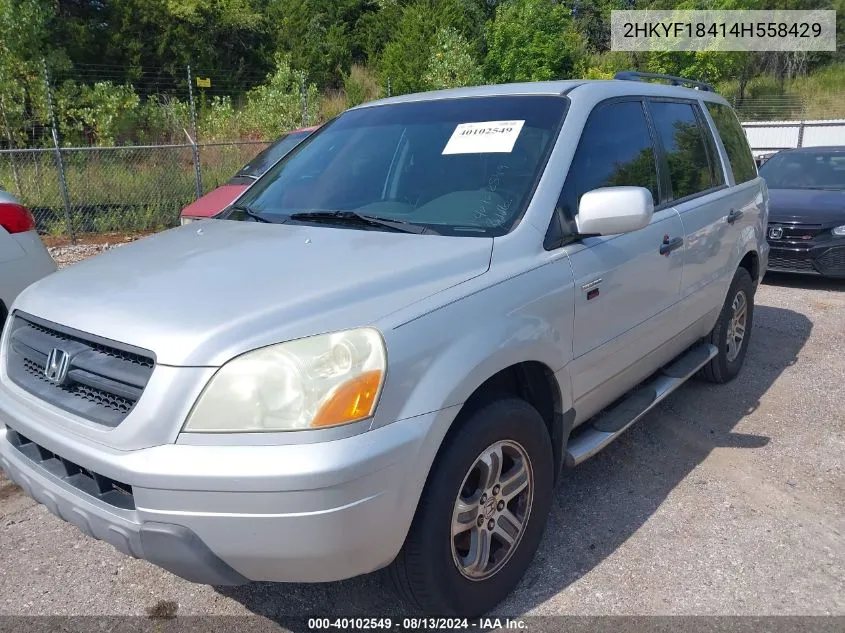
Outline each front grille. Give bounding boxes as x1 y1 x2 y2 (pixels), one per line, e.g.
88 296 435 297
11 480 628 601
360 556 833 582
767 253 819 274
767 223 823 242
5 427 135 510
6 313 155 427
817 246 845 273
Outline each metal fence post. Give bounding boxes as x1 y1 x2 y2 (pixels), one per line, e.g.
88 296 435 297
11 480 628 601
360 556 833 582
42 60 75 241
186 64 203 198
797 120 805 148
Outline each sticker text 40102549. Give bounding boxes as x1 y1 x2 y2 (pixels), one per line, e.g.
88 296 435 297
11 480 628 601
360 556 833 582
442 120 525 155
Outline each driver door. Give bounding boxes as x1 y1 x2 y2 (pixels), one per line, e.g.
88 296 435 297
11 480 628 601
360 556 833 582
558 99 685 419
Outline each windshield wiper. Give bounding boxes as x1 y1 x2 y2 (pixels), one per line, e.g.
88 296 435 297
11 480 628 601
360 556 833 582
230 204 283 224
289 210 433 234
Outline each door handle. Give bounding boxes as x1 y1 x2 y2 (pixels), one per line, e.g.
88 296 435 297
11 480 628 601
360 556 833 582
659 235 684 256
727 208 744 224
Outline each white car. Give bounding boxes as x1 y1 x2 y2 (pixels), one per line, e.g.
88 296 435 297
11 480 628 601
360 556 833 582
0 190 56 329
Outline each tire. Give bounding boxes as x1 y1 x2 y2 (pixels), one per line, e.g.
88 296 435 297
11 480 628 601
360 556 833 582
388 398 554 617
700 267 754 384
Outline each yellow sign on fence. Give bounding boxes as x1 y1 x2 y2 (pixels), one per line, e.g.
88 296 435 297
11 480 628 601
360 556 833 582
196 77 211 88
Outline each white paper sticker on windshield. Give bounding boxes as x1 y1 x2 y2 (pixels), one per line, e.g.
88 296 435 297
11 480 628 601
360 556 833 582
442 120 525 155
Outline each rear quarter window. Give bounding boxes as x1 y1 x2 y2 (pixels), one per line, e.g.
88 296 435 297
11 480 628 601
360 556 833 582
705 102 757 184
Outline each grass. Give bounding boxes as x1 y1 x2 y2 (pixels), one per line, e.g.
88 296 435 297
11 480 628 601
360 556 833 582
717 63 845 121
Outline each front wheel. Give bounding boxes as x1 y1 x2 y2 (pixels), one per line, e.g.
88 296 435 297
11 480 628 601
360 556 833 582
388 398 553 617
700 267 755 383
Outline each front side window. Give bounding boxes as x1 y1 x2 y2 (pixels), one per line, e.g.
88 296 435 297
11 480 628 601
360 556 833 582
235 96 568 236
559 100 659 221
706 102 757 184
649 101 714 200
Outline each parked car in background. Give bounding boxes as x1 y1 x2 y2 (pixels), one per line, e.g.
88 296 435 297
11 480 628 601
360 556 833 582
759 146 845 277
0 74 767 616
180 127 316 224
754 151 778 168
0 189 56 331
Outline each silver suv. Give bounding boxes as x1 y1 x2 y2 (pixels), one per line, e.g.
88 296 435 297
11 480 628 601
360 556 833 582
0 74 768 616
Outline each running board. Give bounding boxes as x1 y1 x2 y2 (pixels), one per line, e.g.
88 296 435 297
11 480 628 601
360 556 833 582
565 343 718 467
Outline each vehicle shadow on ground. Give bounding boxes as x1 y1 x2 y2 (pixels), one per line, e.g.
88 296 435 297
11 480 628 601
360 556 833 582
215 304 811 624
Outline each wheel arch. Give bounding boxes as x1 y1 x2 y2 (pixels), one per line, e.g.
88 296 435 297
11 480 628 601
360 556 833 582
738 249 760 284
447 361 573 484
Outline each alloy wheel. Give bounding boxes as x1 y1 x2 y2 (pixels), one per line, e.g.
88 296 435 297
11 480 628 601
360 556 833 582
726 289 748 362
450 439 534 581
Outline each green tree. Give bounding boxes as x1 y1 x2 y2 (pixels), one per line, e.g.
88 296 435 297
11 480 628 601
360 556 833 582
241 54 319 137
379 0 487 96
0 0 58 148
60 0 273 95
424 27 483 90
267 0 384 89
484 0 587 83
57 81 141 146
379 3 438 95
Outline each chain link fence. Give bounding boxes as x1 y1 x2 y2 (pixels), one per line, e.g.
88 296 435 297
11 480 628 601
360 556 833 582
731 92 845 122
0 141 269 238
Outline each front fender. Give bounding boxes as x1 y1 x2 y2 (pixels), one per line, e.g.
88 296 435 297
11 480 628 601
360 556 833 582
371 260 575 431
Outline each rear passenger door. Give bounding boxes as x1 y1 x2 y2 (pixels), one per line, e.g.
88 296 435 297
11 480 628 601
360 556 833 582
647 99 744 324
561 100 685 412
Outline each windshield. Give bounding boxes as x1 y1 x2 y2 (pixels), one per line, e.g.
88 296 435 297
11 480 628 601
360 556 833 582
759 150 845 190
235 96 568 236
235 131 312 179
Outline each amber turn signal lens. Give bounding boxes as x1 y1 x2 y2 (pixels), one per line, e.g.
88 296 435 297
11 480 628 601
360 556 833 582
311 370 383 428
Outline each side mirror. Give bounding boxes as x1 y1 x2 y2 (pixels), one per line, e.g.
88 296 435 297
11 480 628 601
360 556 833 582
576 186 654 236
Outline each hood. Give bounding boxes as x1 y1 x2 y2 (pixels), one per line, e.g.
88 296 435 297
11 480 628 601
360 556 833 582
768 188 845 225
180 184 248 218
15 221 492 366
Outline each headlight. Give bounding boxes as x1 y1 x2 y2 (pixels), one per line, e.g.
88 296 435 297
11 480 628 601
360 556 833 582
833 225 845 237
180 216 195 226
184 328 386 433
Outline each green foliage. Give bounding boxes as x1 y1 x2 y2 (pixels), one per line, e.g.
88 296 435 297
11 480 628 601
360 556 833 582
378 3 438 95
57 81 141 146
378 0 488 96
485 0 587 83
241 54 320 137
424 28 483 90
53 0 273 93
0 0 56 145
2 0 845 150
343 64 381 107
198 96 237 141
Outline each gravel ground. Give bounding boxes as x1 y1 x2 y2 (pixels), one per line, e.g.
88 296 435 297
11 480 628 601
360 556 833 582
0 251 843 621
48 243 126 269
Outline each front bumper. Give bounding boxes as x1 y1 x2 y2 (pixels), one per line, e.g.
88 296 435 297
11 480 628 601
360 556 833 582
766 243 845 277
0 398 453 584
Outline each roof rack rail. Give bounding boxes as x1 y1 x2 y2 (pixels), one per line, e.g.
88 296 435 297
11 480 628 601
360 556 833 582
614 71 715 92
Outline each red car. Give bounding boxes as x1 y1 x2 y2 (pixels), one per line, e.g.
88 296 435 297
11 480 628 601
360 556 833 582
180 127 316 224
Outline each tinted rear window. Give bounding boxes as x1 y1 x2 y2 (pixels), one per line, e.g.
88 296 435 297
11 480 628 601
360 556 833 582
650 101 715 200
706 102 757 184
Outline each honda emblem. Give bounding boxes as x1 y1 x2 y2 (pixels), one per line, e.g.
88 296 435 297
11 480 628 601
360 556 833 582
44 348 70 385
